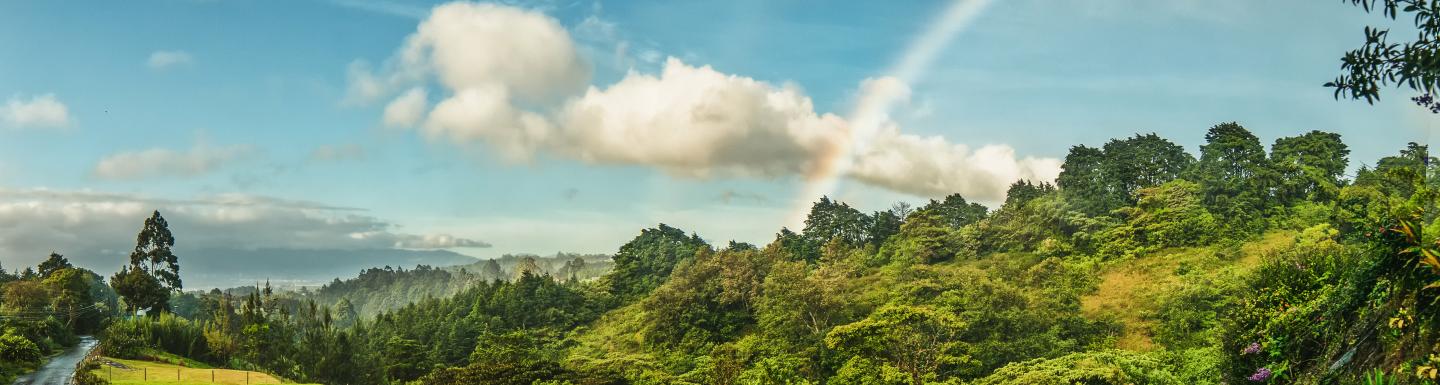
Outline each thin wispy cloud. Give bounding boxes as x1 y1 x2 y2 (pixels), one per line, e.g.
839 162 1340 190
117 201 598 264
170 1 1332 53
324 0 427 19
147 50 194 70
94 141 255 180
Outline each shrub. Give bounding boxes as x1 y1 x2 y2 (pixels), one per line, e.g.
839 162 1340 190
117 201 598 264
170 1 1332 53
969 350 1184 385
0 331 43 365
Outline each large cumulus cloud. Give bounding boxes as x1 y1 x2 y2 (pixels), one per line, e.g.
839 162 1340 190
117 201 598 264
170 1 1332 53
350 2 1060 201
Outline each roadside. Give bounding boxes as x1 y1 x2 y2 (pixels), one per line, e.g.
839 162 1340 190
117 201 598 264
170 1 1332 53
11 336 97 385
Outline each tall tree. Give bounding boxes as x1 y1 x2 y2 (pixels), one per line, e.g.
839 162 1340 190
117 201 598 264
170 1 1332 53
1001 180 1055 209
1100 134 1194 201
1056 145 1110 215
1189 123 1274 229
1057 134 1192 215
1271 130 1350 203
802 197 872 248
605 224 708 302
43 268 93 328
131 210 181 290
113 210 181 314
37 252 72 278
919 194 989 229
1355 142 1438 198
111 266 167 315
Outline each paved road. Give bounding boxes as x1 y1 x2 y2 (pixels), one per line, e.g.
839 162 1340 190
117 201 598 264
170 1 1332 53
12 336 96 385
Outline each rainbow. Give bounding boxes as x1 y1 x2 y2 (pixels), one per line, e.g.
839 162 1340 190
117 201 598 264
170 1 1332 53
787 0 995 227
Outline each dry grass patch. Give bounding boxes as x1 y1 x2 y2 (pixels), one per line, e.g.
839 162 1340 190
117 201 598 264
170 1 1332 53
91 357 316 385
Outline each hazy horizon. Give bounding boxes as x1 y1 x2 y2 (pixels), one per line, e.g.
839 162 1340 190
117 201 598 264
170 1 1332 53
1 0 1431 286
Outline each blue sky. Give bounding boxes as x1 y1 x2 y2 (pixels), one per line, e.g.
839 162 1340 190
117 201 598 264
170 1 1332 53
0 0 1431 275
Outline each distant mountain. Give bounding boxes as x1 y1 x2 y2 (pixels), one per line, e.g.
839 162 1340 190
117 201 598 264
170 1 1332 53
179 248 479 289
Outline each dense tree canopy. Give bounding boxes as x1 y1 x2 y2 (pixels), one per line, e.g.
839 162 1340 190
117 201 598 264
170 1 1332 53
606 224 709 301
46 125 1440 385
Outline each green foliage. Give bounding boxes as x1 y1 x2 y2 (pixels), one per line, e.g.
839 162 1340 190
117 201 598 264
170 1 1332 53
1150 272 1238 350
101 313 210 361
641 248 768 354
827 356 907 385
802 197 871 248
0 330 42 365
1328 0 1440 105
606 224 709 302
1189 122 1274 233
45 125 1440 385
879 209 962 264
1057 134 1193 215
1099 180 1218 257
383 336 426 381
45 268 103 333
969 350 1184 385
1271 131 1350 203
920 194 988 229
1219 224 1364 383
826 304 969 385
114 210 181 315
37 252 72 278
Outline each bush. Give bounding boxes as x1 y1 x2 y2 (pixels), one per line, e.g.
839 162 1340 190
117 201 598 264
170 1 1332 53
827 356 907 385
0 331 43 365
1150 272 1239 349
1099 180 1218 258
99 314 210 361
969 350 1184 385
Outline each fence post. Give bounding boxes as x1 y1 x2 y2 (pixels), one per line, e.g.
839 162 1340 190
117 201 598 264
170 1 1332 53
144 368 147 381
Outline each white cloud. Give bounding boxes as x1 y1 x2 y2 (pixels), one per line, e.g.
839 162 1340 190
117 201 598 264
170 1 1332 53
400 2 589 103
147 50 193 70
849 131 1063 199
349 2 1060 202
0 188 488 279
391 233 491 248
555 58 845 178
3 94 73 129
424 84 554 160
383 87 428 127
94 142 254 180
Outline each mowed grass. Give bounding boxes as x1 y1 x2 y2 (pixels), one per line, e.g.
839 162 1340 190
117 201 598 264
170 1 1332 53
91 357 318 385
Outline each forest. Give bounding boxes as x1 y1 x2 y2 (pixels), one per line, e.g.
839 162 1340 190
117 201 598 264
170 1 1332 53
0 121 1436 384
2 0 1440 384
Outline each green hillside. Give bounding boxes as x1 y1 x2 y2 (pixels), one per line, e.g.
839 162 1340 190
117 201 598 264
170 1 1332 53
85 123 1440 384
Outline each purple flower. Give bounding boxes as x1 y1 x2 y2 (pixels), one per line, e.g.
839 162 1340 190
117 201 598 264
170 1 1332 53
1248 367 1273 382
1242 342 1261 355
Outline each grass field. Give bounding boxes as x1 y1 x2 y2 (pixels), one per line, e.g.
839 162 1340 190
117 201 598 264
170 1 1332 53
90 357 318 385
1080 230 1294 350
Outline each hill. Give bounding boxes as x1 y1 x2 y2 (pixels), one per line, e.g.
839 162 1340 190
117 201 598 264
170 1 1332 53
87 124 1440 384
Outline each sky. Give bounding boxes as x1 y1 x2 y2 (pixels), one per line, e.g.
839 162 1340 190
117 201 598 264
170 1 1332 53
0 0 1433 286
